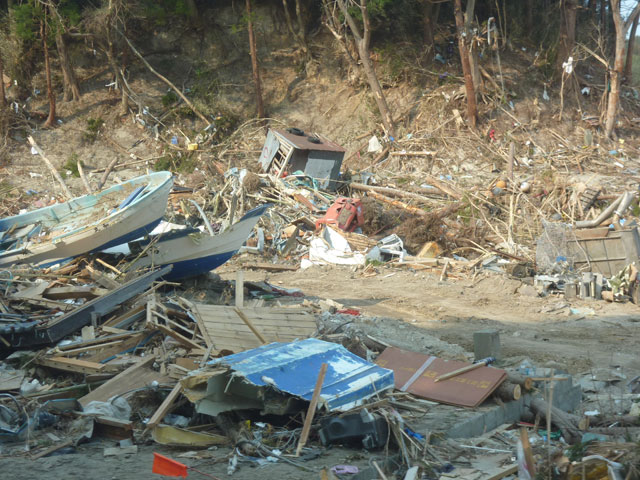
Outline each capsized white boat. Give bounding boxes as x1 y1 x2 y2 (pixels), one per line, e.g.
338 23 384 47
124 204 271 281
0 171 173 268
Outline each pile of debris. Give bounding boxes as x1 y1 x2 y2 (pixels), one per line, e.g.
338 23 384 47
1 127 640 478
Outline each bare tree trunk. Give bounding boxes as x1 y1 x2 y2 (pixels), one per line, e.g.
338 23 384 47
246 0 264 118
605 1 640 138
0 53 6 108
282 0 310 59
106 1 127 115
422 0 436 60
55 30 81 101
464 0 481 93
556 0 578 78
42 19 56 129
336 0 396 138
526 0 534 34
454 0 477 127
624 15 639 83
322 0 361 83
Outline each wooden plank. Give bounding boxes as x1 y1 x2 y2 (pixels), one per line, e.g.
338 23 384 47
467 424 512 446
178 297 214 349
242 262 299 272
85 264 121 290
83 332 148 363
101 304 145 328
31 439 74 460
194 304 316 352
175 357 201 371
233 308 267 344
58 331 139 352
43 286 108 300
154 323 203 351
78 356 161 407
37 356 108 374
0 369 25 392
145 383 183 430
296 363 327 456
102 326 130 334
485 465 518 480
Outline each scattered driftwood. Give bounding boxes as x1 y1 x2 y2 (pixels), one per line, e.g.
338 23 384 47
350 182 438 205
528 396 581 444
27 136 73 200
98 157 121 190
493 381 521 401
77 159 93 194
506 372 534 391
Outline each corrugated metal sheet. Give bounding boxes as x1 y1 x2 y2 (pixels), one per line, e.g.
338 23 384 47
208 338 394 412
273 129 346 153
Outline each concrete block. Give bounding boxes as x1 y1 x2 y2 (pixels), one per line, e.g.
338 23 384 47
473 329 501 361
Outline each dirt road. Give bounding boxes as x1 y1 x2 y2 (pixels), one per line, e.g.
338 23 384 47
219 263 640 376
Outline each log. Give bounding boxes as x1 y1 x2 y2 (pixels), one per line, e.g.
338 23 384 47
28 136 73 200
591 414 640 427
507 372 533 391
77 159 94 194
528 396 582 444
215 412 256 455
493 381 521 401
421 174 463 200
350 182 437 204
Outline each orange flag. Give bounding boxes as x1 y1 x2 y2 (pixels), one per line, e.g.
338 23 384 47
152 453 188 478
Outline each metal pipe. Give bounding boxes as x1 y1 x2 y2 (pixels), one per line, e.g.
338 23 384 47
612 191 634 230
575 192 626 229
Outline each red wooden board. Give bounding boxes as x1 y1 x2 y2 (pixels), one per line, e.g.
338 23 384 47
376 347 506 407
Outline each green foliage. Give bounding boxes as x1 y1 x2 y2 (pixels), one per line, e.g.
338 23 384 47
83 118 104 143
12 2 42 42
162 90 179 107
57 0 84 29
154 152 198 174
62 153 82 178
139 0 194 26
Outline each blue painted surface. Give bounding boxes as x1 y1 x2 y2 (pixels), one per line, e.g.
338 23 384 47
143 204 272 280
208 338 394 411
161 251 236 281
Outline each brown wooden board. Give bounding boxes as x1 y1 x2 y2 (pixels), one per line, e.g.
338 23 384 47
193 304 317 352
78 357 172 407
375 347 506 408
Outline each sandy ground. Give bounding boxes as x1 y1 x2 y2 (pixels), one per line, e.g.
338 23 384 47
0 442 383 480
217 262 640 377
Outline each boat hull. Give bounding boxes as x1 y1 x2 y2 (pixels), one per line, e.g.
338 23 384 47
128 204 270 281
0 172 173 267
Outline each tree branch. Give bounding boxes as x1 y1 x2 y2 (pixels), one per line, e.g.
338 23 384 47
116 29 209 126
336 0 363 44
624 1 640 31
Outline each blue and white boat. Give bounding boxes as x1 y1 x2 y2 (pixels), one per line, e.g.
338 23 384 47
124 204 270 281
0 171 173 268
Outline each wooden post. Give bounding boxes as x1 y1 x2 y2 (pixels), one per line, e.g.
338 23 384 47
295 363 328 456
507 142 515 182
235 271 244 308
